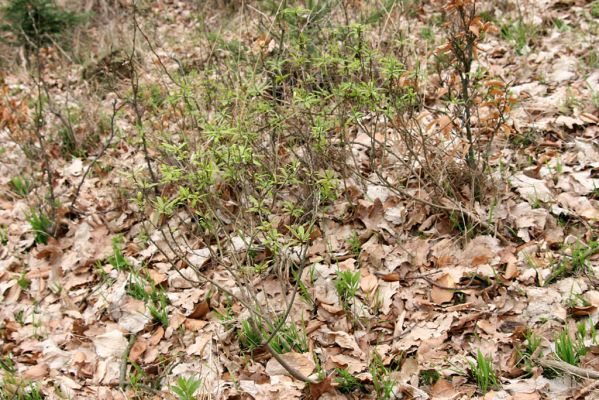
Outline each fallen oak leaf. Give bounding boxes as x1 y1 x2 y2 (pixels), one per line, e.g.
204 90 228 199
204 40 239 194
308 376 333 400
188 299 210 319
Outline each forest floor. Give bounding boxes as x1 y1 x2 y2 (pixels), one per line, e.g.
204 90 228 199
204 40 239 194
0 0 598 399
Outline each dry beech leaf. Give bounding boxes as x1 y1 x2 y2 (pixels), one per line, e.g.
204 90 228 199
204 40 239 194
360 270 378 294
431 274 455 304
265 352 315 377
431 378 459 399
23 363 49 380
568 305 597 317
188 299 210 319
379 272 401 282
308 376 333 400
129 338 147 363
93 330 127 358
329 354 366 374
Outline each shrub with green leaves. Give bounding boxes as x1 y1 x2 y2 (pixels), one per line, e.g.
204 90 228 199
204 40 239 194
1 0 81 48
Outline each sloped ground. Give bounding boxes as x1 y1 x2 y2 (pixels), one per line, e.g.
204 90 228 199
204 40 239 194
0 0 598 399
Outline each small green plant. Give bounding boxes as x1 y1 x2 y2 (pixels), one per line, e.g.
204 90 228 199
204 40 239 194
552 18 570 31
591 1 599 18
17 272 30 290
0 373 43 400
0 225 7 246
126 272 150 301
419 369 441 386
269 318 309 354
9 176 31 197
554 329 587 366
171 375 202 400
347 231 361 256
1 0 81 48
516 330 542 377
28 210 52 244
336 368 363 393
545 239 598 285
570 240 597 274
107 235 129 270
240 319 262 352
148 290 169 327
565 291 590 309
500 18 539 55
369 354 394 399
561 88 582 113
469 350 499 393
335 269 360 308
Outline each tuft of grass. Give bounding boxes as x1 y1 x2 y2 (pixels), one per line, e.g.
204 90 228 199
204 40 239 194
369 354 395 400
17 272 30 290
335 269 360 308
0 225 7 246
469 350 499 394
148 290 169 327
516 330 542 377
545 239 598 285
28 210 52 244
554 329 587 367
240 319 262 353
171 376 202 400
336 368 363 393
9 176 31 198
500 18 539 55
347 231 361 256
107 235 130 271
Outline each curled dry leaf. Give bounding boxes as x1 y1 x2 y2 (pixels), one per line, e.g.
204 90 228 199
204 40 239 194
188 299 210 319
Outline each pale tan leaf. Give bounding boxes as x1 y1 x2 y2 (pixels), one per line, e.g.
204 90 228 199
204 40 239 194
431 274 455 304
265 352 315 377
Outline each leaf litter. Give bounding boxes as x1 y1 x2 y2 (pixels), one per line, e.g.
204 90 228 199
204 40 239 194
0 0 598 399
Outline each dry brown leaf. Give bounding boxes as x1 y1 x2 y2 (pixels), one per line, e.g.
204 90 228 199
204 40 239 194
329 354 366 374
129 338 147 363
265 352 315 377
431 274 455 304
93 330 128 358
23 363 49 380
567 305 597 317
308 376 333 400
557 192 599 220
431 379 459 400
188 300 210 319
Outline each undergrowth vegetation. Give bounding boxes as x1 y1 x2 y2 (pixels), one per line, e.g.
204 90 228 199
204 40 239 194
1 0 598 398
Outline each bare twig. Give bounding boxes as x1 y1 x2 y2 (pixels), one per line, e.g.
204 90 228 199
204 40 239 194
71 100 123 210
536 357 599 380
119 334 137 389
